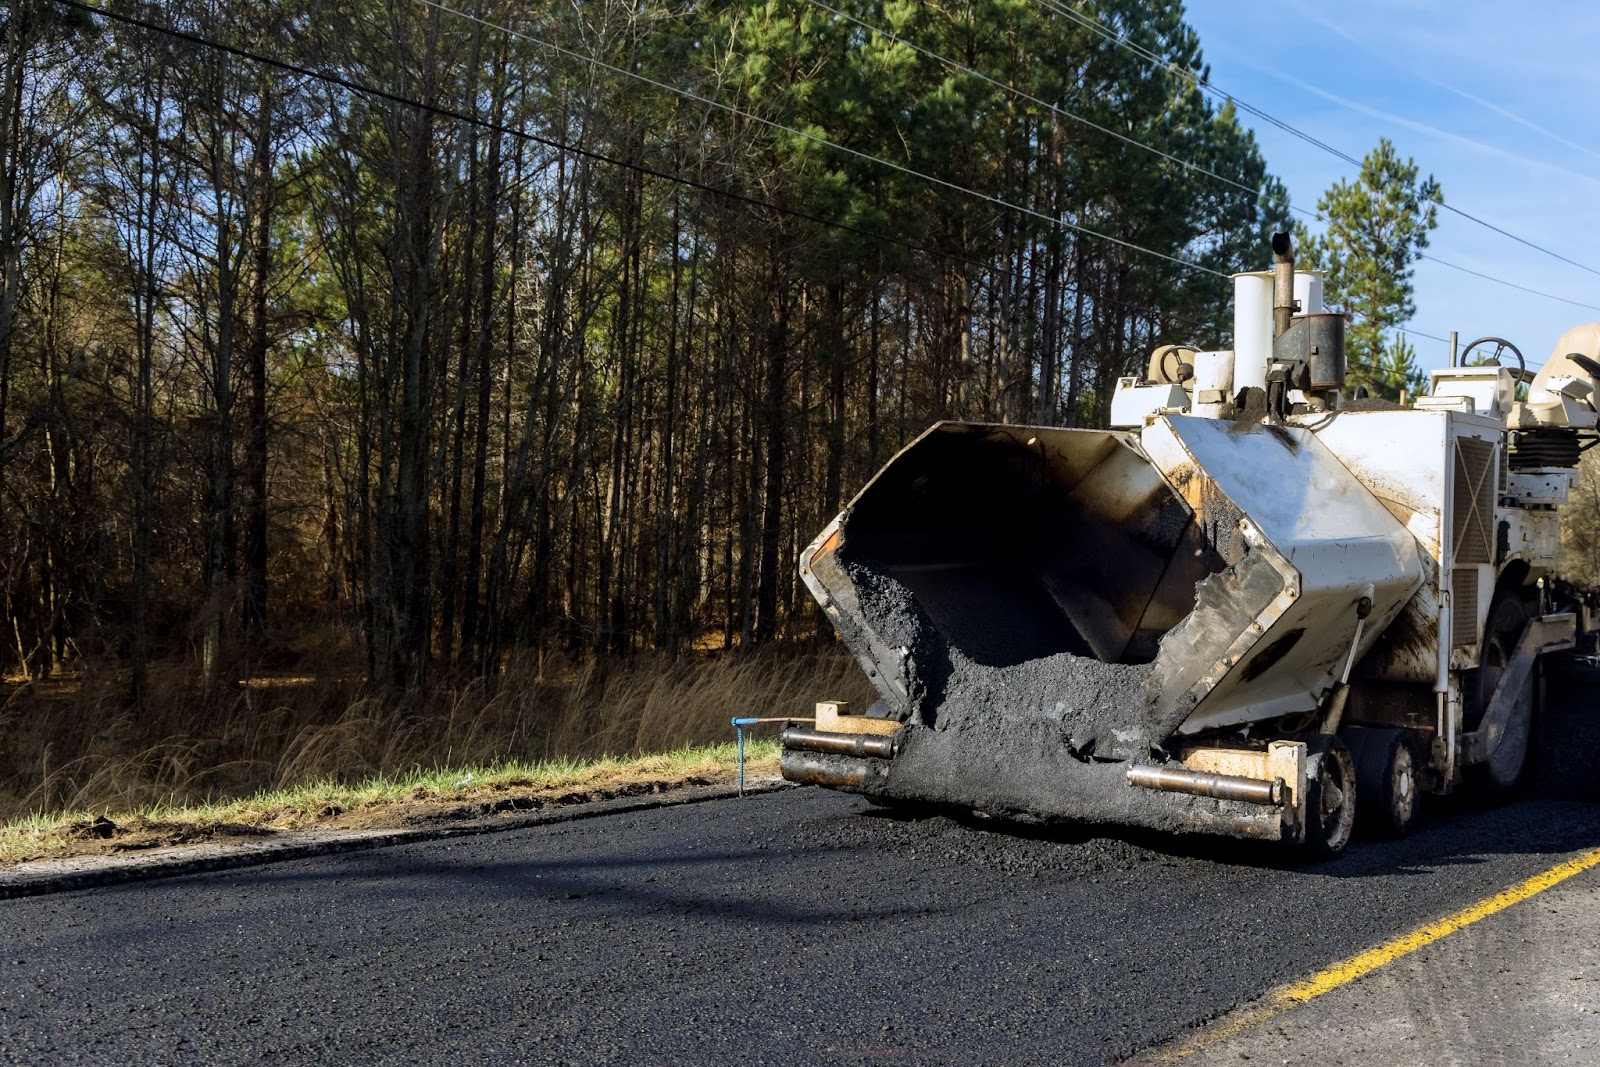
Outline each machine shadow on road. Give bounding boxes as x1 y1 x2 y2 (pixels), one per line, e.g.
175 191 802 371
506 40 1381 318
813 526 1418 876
191 791 1600 934
183 831 982 928
861 793 1600 879
855 676 1600 879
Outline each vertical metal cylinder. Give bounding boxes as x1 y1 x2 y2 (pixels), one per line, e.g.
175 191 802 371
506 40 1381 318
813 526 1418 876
1232 273 1272 393
1271 232 1296 340
1294 271 1323 315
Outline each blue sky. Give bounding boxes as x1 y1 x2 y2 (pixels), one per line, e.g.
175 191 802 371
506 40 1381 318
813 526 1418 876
1183 0 1600 373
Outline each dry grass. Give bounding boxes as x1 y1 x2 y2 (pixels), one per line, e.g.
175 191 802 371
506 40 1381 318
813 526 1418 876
0 642 874 825
0 740 783 866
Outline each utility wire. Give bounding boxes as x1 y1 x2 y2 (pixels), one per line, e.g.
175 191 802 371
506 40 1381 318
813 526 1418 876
37 0 1023 289
413 0 1228 279
1032 0 1600 283
48 0 1454 360
1035 0 1362 166
44 0 1211 333
798 0 1318 219
1429 203 1600 281
50 0 1469 355
1393 325 1450 345
1422 254 1600 314
795 0 1475 350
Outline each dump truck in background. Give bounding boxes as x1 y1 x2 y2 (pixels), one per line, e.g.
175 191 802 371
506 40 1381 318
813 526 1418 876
782 234 1600 855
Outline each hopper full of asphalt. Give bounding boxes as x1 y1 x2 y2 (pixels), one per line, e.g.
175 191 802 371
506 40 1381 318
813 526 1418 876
793 421 1276 830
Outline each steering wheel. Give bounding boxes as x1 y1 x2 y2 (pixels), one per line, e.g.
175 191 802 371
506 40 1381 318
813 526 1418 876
1157 344 1197 384
1460 336 1526 376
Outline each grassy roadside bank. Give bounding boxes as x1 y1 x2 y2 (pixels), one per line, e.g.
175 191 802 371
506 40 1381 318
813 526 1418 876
0 740 783 867
1 644 873 821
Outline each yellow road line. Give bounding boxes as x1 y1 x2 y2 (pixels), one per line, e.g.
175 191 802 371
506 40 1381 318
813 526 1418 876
1142 845 1600 1064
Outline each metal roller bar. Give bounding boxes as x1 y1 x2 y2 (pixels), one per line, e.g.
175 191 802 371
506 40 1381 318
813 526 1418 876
780 752 873 789
780 727 898 760
1127 763 1286 807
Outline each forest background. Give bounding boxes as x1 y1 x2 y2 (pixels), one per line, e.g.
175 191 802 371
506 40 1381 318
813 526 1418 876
3 0 1574 819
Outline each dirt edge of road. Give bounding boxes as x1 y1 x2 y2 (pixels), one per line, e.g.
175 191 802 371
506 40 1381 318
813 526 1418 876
0 777 795 900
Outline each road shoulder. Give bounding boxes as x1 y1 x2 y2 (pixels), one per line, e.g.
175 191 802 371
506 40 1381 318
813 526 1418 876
1136 859 1600 1065
0 777 792 900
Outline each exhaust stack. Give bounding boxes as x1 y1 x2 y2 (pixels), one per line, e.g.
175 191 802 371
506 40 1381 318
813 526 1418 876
1272 232 1296 340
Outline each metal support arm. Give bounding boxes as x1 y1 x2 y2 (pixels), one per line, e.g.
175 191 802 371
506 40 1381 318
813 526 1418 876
1463 613 1576 764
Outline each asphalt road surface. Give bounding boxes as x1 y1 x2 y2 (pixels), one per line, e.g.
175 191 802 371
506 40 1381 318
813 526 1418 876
5 691 1600 1065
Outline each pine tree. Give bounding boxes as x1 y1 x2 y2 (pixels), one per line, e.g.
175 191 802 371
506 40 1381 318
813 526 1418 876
1293 139 1440 400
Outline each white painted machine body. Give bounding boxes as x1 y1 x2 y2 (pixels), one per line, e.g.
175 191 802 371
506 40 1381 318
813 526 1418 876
786 239 1599 853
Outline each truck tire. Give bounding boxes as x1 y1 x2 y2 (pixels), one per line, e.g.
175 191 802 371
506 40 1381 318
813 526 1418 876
1303 737 1357 858
1465 594 1533 799
1346 727 1420 838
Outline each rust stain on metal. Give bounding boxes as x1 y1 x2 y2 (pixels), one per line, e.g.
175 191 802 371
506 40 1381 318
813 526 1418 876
1357 592 1440 684
779 753 872 789
781 727 898 760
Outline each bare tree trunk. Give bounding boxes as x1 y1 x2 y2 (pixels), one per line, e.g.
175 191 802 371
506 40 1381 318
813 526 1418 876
653 196 682 652
241 73 275 637
754 249 789 644
866 285 881 468
0 23 22 475
1036 236 1062 424
129 77 168 710
459 77 506 668
822 278 847 517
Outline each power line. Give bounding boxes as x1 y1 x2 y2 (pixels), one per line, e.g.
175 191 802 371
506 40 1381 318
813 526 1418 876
799 0 1600 322
1422 254 1600 314
54 0 1491 361
1034 0 1361 167
798 0 1318 220
39 0 1001 284
1394 325 1450 346
53 0 1468 360
413 0 1228 280
1032 0 1600 283
44 0 1211 334
801 0 1500 348
1431 203 1600 281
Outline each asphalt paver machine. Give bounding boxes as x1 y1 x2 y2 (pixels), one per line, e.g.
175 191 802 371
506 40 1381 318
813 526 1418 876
784 235 1600 855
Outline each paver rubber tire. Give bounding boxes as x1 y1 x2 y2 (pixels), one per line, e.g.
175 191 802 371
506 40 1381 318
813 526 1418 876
1347 727 1421 839
1464 595 1533 800
1303 737 1358 859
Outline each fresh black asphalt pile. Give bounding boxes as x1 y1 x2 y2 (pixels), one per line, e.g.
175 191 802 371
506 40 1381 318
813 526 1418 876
835 557 1232 828
4 686 1598 1066
845 556 1157 749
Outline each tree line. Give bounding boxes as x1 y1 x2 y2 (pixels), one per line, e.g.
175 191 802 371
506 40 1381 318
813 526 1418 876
0 0 1290 699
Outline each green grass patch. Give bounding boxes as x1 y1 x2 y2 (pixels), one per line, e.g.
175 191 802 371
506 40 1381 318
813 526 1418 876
0 739 781 867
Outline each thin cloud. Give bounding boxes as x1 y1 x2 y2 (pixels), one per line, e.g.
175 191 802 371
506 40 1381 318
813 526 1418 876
1288 0 1600 168
1235 57 1600 193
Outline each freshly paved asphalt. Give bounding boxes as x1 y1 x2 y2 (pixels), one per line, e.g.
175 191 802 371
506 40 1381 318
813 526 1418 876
4 689 1599 1065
